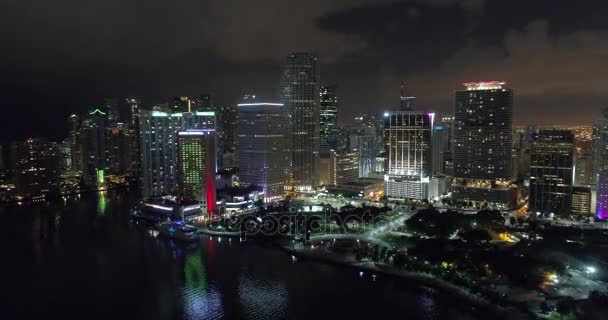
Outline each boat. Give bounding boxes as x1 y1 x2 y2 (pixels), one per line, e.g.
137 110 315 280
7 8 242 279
157 221 200 242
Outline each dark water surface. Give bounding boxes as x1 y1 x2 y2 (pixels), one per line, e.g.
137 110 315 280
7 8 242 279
1 190 480 319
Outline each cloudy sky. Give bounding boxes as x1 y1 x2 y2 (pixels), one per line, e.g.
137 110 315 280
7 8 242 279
2 0 608 141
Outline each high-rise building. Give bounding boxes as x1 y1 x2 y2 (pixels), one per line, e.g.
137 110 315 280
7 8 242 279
329 150 359 186
67 114 83 174
107 123 132 175
432 115 453 176
573 137 592 185
125 98 142 178
529 130 575 215
279 53 320 191
217 104 238 169
591 109 608 185
597 173 608 220
237 102 290 202
12 138 63 199
383 111 433 200
177 130 216 213
452 81 516 208
350 113 383 178
140 110 215 198
319 85 338 156
81 109 110 186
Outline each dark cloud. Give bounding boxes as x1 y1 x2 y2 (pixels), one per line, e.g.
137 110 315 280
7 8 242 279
1 0 607 141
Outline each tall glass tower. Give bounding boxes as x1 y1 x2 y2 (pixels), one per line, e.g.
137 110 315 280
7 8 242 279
279 53 320 191
529 129 575 214
319 85 338 156
452 81 516 208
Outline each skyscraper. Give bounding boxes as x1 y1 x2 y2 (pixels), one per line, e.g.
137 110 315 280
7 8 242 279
591 108 608 184
319 85 338 156
237 102 290 202
140 110 215 198
529 129 575 215
279 53 320 191
177 130 216 213
431 115 453 176
452 81 516 208
81 108 110 186
217 104 238 169
12 137 63 199
383 111 433 200
597 173 608 220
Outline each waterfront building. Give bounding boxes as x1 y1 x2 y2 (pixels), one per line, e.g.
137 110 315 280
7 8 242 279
140 110 215 198
279 53 320 191
11 137 63 199
237 102 290 202
529 130 575 215
383 111 433 200
80 109 110 186
452 81 516 208
177 130 216 213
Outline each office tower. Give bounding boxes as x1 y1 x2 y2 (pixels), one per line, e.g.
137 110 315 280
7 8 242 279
399 81 415 111
383 111 433 200
529 130 575 214
140 110 215 198
81 109 110 186
597 173 608 219
279 53 320 191
432 115 453 176
319 85 338 156
329 150 359 185
12 138 63 199
571 185 592 215
452 81 516 208
217 104 238 169
177 130 216 212
237 102 290 202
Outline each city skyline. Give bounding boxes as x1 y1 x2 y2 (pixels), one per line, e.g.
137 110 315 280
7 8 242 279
4 0 608 141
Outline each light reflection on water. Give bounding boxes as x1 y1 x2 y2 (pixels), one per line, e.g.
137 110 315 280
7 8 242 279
0 190 483 320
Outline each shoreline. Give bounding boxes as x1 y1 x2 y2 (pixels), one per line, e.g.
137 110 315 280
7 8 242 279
279 242 532 320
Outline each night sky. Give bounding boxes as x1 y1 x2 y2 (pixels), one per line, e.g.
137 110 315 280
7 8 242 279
2 0 608 141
